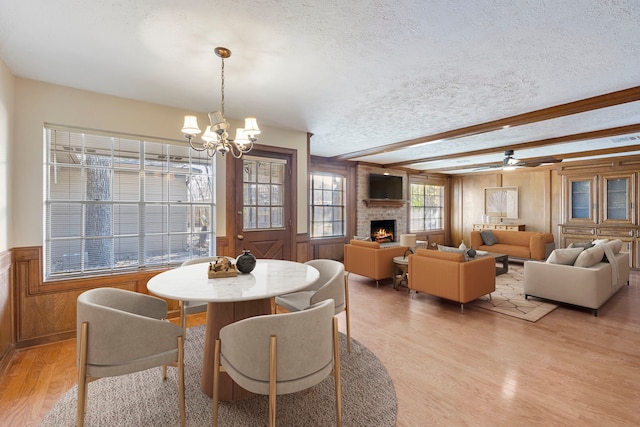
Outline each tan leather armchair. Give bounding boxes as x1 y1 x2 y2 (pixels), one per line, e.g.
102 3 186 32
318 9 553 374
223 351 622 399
344 240 407 286
408 249 495 313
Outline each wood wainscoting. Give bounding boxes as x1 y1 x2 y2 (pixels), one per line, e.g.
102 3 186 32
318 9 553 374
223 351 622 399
11 247 170 349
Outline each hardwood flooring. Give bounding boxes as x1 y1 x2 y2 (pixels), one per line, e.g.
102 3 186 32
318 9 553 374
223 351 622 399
1 267 639 426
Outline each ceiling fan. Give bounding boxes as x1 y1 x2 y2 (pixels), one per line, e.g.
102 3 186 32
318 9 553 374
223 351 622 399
476 150 563 171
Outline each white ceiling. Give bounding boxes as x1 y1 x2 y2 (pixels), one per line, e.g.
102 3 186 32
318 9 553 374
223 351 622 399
1 0 639 173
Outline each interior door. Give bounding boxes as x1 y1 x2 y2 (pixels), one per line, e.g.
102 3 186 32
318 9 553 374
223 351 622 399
231 149 295 260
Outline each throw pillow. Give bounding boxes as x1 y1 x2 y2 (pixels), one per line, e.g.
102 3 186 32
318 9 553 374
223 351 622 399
568 242 595 249
437 245 468 261
546 247 584 265
592 238 609 246
437 245 466 255
573 245 605 268
480 230 498 246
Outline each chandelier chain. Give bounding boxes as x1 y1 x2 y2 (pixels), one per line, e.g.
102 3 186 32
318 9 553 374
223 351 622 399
220 57 225 116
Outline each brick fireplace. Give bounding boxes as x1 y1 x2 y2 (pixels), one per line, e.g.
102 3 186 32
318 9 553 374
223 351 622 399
355 165 408 240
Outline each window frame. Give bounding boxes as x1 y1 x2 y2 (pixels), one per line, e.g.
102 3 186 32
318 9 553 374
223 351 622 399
409 177 446 232
44 126 216 280
309 172 347 239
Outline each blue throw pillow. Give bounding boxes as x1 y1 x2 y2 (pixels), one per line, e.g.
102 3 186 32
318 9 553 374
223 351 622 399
480 230 498 246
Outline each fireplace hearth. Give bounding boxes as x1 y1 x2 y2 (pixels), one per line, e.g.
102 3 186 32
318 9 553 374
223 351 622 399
370 220 396 243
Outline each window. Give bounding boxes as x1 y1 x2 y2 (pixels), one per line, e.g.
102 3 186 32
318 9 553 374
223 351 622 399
242 157 286 229
310 173 346 238
45 127 215 279
410 182 444 231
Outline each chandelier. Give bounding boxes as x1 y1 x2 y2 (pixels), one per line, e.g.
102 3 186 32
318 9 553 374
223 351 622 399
181 47 259 158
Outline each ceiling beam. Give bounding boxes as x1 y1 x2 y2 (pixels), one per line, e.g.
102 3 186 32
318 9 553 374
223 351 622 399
384 123 640 168
331 86 640 162
422 143 640 173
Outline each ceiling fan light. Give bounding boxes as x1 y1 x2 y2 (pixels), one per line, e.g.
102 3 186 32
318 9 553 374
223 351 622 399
181 115 201 135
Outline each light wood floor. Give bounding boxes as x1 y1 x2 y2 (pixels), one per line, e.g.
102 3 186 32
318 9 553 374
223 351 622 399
2 267 639 426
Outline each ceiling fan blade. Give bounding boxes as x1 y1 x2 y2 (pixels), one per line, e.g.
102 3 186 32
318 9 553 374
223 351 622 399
472 164 504 172
518 156 563 167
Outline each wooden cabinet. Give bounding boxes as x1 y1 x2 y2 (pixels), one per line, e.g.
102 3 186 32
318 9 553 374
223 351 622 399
472 223 526 231
560 171 638 267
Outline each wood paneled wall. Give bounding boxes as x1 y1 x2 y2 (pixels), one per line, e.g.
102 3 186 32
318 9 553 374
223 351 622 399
12 247 171 349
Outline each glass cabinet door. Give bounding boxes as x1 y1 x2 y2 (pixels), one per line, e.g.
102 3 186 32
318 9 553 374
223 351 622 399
601 173 635 224
565 175 597 224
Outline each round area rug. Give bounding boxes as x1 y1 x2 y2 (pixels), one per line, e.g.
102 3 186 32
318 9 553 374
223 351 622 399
40 325 397 426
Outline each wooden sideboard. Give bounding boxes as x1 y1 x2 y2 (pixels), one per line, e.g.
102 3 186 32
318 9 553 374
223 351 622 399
472 223 526 231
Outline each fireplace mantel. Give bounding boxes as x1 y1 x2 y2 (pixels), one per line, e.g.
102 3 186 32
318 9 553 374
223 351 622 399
363 199 407 207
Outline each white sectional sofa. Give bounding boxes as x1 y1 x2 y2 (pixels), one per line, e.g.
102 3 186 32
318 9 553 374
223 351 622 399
523 240 630 316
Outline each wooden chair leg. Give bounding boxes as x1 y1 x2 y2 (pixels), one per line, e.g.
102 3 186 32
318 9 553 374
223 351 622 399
344 276 351 353
178 336 185 427
212 339 221 427
77 322 89 427
179 301 187 337
269 335 277 427
332 317 343 426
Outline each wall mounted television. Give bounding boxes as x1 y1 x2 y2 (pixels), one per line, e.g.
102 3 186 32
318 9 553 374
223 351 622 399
368 173 403 200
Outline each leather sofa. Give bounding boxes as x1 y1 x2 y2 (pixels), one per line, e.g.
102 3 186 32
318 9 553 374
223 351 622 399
470 229 555 260
408 249 496 313
524 242 630 316
344 240 407 286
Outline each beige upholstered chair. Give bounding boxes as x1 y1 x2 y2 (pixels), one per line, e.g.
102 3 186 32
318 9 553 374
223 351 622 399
179 256 218 335
212 299 342 427
76 288 185 427
275 259 351 352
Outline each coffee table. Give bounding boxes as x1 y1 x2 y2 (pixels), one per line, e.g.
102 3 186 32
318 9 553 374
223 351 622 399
474 251 508 275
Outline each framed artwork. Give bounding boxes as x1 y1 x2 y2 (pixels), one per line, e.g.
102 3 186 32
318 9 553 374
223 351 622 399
484 186 518 219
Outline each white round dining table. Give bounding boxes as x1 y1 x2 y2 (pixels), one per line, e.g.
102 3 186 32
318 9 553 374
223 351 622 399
147 259 319 400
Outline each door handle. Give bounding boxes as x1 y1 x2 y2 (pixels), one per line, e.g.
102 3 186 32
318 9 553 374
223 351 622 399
237 234 244 240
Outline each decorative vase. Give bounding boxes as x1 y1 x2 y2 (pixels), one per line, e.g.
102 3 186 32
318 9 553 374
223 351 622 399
459 240 467 251
467 247 477 258
236 250 256 274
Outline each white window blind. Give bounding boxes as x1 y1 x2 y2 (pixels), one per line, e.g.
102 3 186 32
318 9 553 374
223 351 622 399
45 127 215 279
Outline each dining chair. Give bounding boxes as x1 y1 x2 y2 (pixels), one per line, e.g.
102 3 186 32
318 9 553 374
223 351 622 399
275 259 351 352
179 256 218 336
76 287 185 427
212 299 342 427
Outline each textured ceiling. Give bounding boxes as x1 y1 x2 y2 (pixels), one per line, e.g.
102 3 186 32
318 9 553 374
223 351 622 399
1 0 639 173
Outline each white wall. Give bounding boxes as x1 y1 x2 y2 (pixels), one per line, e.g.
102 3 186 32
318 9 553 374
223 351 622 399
0 59 14 251
11 78 308 248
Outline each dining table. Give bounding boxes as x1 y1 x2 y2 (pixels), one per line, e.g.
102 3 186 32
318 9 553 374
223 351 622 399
147 258 320 400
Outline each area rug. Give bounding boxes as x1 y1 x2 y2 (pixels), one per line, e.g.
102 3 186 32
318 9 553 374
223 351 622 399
469 264 558 322
40 325 397 427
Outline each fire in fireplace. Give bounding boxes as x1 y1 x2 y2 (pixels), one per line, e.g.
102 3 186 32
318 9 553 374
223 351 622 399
370 220 396 243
